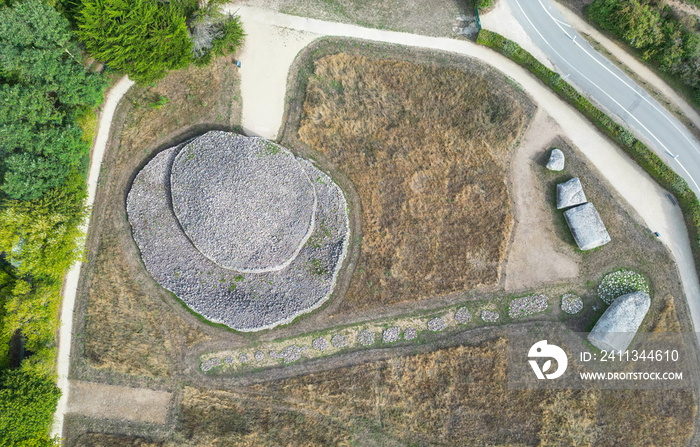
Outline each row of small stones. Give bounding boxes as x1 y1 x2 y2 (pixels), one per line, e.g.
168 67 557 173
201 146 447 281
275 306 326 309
202 294 581 372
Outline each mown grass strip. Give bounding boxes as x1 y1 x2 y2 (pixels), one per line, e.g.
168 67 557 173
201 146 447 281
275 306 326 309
476 29 700 281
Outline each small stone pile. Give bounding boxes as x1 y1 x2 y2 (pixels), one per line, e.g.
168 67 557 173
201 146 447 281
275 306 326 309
358 329 375 346
481 310 500 323
383 327 400 343
404 327 417 340
427 317 446 332
331 334 347 348
201 357 221 372
454 307 472 324
508 294 548 319
561 294 583 314
312 337 328 351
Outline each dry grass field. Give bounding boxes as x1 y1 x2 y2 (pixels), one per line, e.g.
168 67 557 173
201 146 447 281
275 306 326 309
74 58 240 379
298 53 531 312
76 315 693 446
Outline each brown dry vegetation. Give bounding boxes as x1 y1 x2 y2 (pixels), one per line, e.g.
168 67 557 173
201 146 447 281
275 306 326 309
170 338 694 446
74 58 239 379
299 53 531 312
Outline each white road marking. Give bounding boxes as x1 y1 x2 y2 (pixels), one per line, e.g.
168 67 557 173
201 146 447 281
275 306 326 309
513 0 700 192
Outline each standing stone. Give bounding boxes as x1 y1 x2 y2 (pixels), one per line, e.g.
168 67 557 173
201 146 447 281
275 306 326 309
556 177 587 209
588 291 651 352
546 148 565 171
564 203 611 250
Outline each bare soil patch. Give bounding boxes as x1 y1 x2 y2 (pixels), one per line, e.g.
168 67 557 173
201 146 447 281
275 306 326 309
505 109 580 290
68 381 171 424
297 52 531 312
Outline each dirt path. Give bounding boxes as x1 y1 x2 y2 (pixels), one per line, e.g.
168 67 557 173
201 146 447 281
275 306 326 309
505 109 579 290
67 381 171 424
52 76 135 438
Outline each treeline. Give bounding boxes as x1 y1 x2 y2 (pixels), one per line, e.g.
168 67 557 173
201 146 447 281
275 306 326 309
0 0 244 443
0 0 103 444
587 0 700 106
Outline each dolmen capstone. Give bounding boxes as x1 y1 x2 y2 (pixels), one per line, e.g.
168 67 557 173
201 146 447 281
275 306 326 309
564 203 611 250
556 177 587 209
546 148 565 171
588 291 651 352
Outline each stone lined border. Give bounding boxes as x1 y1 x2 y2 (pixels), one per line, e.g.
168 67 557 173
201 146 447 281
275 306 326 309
199 293 552 373
127 134 350 331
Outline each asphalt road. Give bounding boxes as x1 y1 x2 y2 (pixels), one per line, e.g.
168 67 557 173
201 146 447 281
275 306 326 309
506 0 700 196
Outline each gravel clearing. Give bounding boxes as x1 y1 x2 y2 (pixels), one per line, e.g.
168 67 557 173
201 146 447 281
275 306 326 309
508 294 548 318
481 310 500 323
126 132 350 331
404 327 417 340
454 307 472 324
382 327 400 343
312 337 328 351
561 293 583 314
427 317 446 332
331 334 347 348
358 329 375 346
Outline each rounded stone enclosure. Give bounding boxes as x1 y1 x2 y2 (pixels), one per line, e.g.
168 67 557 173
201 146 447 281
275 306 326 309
170 132 317 272
127 132 349 331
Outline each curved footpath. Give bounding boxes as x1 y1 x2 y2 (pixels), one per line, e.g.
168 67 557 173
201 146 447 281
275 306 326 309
53 6 700 439
52 76 135 438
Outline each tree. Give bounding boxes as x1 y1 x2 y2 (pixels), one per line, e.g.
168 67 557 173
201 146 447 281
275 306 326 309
77 0 193 84
0 369 61 446
0 0 105 200
189 0 245 66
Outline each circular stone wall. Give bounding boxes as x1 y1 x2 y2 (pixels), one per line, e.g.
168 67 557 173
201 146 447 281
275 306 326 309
126 132 350 331
170 133 316 272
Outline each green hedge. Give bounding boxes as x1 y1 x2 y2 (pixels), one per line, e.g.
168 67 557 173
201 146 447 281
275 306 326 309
477 29 700 279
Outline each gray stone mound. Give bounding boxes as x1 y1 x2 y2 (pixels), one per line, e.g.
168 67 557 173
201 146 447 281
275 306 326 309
331 334 347 348
427 317 446 332
126 132 350 331
312 337 328 351
170 133 316 272
561 294 583 314
383 327 400 343
508 294 548 319
481 310 499 323
404 327 417 340
358 329 375 346
239 353 249 363
546 148 565 171
556 177 587 209
254 350 264 362
224 356 234 365
588 291 651 352
564 203 611 251
455 307 472 324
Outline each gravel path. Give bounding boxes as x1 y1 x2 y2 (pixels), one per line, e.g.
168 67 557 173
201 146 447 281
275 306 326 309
127 132 350 331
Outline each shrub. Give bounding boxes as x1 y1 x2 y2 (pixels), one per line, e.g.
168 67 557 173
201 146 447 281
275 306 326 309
598 269 650 305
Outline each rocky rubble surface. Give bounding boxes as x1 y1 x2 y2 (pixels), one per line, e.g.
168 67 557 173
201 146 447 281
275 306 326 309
126 132 350 331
